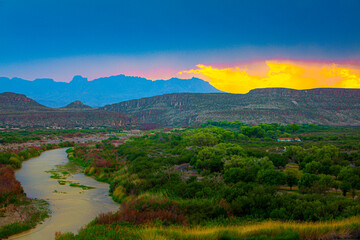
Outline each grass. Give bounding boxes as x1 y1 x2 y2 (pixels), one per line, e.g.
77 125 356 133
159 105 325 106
46 161 82 181
47 161 95 190
0 222 32 239
56 161 83 174
132 217 360 239
46 169 70 180
57 180 67 185
69 182 95 190
56 216 360 240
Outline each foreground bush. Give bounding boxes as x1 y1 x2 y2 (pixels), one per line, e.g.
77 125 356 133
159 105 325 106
96 198 185 225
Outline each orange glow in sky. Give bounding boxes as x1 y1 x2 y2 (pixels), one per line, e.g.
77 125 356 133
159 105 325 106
179 60 360 93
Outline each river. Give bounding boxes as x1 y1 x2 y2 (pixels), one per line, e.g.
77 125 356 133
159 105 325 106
10 148 119 240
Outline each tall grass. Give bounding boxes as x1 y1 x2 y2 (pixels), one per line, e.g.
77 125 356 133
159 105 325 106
57 216 360 240
135 216 360 240
0 222 31 239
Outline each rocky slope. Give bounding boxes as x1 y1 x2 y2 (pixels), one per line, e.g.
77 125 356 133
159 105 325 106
102 88 360 126
0 92 51 112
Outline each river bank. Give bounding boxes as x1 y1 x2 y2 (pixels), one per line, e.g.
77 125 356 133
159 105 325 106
2 148 119 240
0 197 49 239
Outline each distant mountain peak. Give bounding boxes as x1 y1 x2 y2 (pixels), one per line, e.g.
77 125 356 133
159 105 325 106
63 100 92 109
70 75 88 84
0 74 221 107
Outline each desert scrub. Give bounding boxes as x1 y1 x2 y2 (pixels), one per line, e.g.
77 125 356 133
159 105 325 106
111 185 132 203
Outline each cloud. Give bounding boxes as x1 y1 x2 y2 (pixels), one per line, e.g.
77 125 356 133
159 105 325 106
179 60 360 93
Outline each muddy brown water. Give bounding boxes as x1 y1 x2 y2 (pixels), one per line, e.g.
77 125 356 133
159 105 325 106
10 148 119 240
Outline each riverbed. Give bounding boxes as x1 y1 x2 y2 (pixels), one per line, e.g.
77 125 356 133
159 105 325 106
10 148 119 240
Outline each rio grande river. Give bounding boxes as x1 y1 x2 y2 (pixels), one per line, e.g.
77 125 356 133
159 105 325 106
10 148 119 240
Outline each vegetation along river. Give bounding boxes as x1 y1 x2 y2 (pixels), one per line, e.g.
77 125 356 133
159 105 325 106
10 148 119 240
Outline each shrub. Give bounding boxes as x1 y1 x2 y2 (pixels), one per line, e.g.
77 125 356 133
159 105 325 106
97 198 185 225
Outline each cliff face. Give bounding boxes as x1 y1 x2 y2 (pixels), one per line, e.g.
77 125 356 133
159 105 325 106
0 93 136 128
102 88 360 126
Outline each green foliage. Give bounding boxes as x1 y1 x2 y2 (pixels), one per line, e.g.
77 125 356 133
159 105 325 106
340 181 351 196
195 145 226 173
0 222 31 239
257 169 285 186
284 168 299 190
186 131 219 146
3 123 359 239
318 175 336 192
299 173 320 190
303 161 322 174
61 123 360 228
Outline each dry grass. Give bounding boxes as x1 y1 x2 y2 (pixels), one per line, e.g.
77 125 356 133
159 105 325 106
135 216 360 240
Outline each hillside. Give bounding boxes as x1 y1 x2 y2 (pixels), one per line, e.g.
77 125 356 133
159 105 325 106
0 75 221 107
0 93 136 128
102 88 360 126
0 92 51 113
61 100 93 110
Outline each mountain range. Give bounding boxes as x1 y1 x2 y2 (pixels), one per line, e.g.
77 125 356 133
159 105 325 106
1 88 360 128
102 88 360 127
0 92 136 128
0 75 221 107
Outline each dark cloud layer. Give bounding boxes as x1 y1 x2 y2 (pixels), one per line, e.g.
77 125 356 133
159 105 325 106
1 0 359 63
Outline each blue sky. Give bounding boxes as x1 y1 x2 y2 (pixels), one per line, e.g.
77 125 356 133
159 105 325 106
0 0 359 81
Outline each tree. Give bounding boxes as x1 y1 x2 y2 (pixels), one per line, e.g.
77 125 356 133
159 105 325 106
268 153 288 168
285 172 299 190
284 146 305 165
318 175 335 192
333 180 340 193
257 169 286 186
224 167 247 184
285 123 300 133
299 173 320 190
340 181 351 197
187 131 219 147
195 146 226 173
241 126 265 138
337 166 360 196
303 161 322 174
329 165 342 176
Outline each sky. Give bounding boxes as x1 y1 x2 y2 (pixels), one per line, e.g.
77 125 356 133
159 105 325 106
0 0 359 92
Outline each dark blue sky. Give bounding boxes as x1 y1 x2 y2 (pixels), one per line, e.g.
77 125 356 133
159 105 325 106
0 0 359 81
